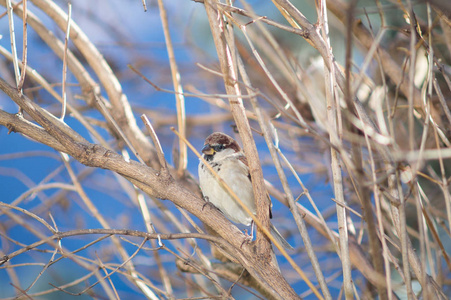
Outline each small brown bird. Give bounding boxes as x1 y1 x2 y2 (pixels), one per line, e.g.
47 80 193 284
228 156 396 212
198 132 293 250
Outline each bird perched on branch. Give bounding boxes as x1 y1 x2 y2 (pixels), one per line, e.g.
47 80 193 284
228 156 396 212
198 132 293 250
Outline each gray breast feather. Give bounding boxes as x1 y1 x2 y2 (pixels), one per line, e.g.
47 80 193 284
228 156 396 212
199 156 256 225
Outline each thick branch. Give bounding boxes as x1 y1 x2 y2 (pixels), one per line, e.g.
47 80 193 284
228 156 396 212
0 110 66 153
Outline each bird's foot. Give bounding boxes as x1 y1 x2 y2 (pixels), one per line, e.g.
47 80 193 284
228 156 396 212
201 196 216 211
240 229 254 248
240 235 253 248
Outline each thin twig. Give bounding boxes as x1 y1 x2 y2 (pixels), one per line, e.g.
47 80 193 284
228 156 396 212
141 114 167 170
60 2 71 120
157 0 186 177
6 0 21 91
141 0 147 11
17 0 27 92
316 0 353 297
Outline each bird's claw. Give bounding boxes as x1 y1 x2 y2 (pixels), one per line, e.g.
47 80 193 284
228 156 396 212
240 229 253 248
240 234 253 248
202 196 215 211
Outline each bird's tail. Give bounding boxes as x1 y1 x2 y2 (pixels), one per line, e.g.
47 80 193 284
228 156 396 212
270 223 294 250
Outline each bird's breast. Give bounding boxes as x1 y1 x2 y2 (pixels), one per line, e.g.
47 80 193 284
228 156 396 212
198 158 256 225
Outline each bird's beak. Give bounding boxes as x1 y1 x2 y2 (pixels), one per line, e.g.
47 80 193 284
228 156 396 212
201 144 215 155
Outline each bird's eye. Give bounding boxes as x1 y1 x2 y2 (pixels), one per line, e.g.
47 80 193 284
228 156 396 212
214 144 225 151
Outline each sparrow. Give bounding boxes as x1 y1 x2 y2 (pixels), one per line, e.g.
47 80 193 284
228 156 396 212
198 132 293 250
